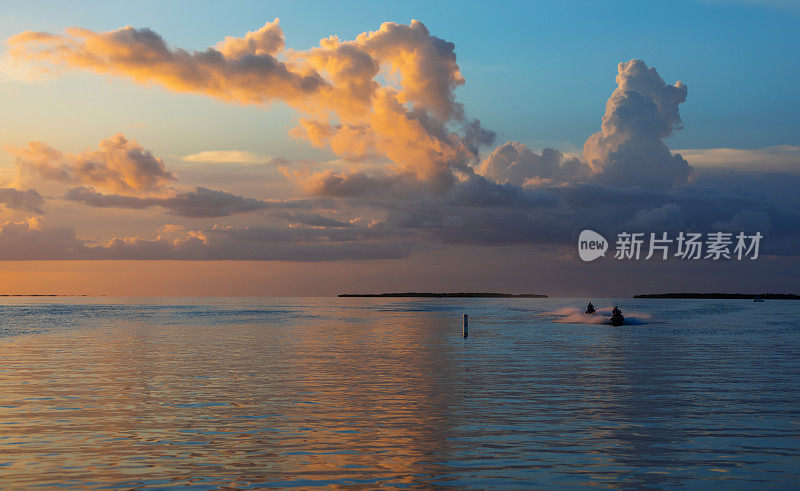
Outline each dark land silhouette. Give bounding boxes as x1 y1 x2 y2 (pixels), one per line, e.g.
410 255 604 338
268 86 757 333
635 293 800 300
339 292 548 298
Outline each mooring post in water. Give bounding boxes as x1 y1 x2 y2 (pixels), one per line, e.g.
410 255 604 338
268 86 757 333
463 314 469 338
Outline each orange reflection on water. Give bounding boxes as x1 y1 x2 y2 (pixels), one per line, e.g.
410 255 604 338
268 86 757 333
0 301 466 487
1 297 799 488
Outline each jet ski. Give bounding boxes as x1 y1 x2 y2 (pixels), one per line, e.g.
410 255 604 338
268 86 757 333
610 309 624 326
585 305 596 315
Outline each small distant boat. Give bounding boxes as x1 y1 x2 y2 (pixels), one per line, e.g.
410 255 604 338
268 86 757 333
753 297 765 302
610 312 624 326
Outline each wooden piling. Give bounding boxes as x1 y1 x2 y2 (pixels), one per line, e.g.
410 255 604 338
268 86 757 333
463 314 468 338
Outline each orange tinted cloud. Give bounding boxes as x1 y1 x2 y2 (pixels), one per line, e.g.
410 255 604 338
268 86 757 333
8 133 327 218
8 20 494 193
7 22 324 105
10 133 175 194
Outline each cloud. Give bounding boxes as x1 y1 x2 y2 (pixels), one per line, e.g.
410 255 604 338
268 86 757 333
155 187 273 217
180 150 273 164
288 168 439 198
8 134 336 218
64 186 329 218
214 18 285 58
584 59 692 189
285 58 696 199
6 20 324 105
6 16 800 267
281 212 355 228
628 203 684 230
0 217 88 260
373 165 800 257
63 186 152 209
443 174 558 207
10 133 175 193
478 141 591 187
0 187 45 213
713 210 773 234
9 20 494 193
0 218 409 261
475 61 692 192
677 145 800 173
9 134 322 218
293 58 694 199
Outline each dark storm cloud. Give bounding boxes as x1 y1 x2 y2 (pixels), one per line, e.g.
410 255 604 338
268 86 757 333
0 187 45 213
380 168 800 256
0 219 410 261
64 186 331 218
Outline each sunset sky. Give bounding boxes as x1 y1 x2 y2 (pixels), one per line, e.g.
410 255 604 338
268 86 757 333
0 0 798 296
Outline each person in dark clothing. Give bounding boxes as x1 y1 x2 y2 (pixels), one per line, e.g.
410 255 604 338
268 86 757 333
586 302 596 314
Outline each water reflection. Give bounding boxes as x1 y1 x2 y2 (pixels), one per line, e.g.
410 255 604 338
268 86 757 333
0 298 798 488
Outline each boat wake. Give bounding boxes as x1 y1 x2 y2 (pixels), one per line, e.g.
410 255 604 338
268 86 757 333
548 307 655 325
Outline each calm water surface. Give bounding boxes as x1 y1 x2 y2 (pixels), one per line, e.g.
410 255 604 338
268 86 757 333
0 297 798 488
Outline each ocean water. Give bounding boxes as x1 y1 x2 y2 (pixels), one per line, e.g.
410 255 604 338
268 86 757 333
0 297 798 489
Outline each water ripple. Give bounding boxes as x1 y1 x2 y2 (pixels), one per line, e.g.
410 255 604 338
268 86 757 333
0 297 798 488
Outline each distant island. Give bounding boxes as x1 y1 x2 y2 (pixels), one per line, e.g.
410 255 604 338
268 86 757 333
634 293 800 300
338 292 548 298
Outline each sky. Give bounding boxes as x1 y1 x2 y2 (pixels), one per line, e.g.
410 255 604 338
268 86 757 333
0 0 798 296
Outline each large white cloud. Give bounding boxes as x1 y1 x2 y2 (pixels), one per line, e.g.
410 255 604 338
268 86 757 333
584 59 692 189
